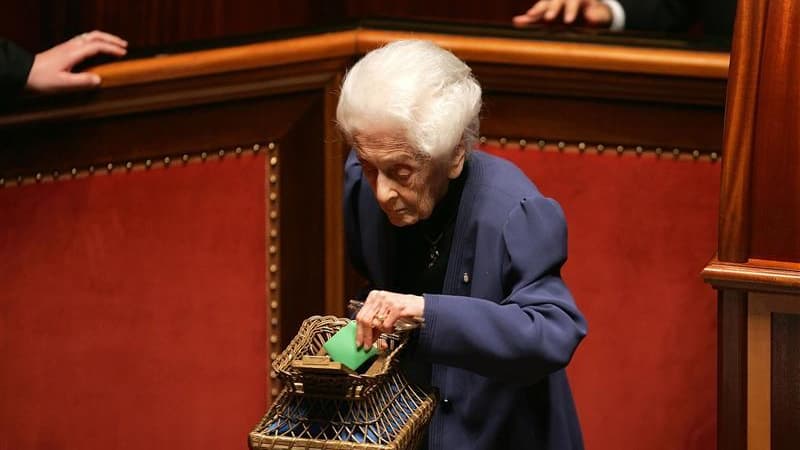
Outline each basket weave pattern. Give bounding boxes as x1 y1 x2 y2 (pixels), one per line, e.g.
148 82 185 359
250 316 437 450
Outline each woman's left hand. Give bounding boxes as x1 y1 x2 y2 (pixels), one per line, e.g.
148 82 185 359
355 290 424 350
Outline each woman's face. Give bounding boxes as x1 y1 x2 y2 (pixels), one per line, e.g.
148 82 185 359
354 134 460 227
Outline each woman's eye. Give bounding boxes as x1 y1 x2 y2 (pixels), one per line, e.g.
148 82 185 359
392 167 413 180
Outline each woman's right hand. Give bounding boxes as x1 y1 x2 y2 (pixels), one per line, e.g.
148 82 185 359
512 0 613 28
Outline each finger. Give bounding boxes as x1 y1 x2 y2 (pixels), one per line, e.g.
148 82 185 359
513 1 550 26
57 72 102 90
584 2 613 26
564 0 585 23
84 30 128 48
69 41 127 67
381 307 403 333
545 0 566 21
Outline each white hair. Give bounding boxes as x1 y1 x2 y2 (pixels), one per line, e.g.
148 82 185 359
336 40 482 159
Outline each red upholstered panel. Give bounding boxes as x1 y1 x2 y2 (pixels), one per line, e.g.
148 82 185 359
482 146 719 450
0 155 268 449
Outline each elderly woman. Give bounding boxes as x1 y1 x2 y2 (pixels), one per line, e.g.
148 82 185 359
338 40 587 450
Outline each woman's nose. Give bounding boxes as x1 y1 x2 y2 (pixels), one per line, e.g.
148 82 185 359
375 172 397 204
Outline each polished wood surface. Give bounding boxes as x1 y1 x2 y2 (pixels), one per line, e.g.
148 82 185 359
703 259 800 294
718 290 747 450
749 0 800 263
716 0 769 263
747 294 771 450
356 29 729 78
772 313 800 450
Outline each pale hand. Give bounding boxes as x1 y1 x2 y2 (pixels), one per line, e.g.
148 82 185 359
26 30 128 93
355 290 424 350
512 0 613 27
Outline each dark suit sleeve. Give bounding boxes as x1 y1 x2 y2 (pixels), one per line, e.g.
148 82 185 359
1 39 34 98
618 0 696 32
343 149 371 285
417 196 587 385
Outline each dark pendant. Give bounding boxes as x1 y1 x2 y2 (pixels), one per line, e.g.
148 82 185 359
427 246 440 269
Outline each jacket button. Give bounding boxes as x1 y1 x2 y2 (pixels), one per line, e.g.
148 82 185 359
441 398 452 410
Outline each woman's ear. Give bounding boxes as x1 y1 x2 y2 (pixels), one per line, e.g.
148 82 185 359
447 144 467 179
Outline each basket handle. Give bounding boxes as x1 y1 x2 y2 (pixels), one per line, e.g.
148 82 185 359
347 299 425 332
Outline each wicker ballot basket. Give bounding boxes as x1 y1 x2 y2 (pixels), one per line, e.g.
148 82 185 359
249 315 437 450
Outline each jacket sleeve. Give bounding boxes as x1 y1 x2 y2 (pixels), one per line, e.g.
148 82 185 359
416 195 587 385
343 149 370 283
618 0 695 32
0 39 34 99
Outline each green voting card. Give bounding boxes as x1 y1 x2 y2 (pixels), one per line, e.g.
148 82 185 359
323 321 378 371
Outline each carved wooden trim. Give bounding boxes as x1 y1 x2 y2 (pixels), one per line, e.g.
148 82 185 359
717 0 770 262
324 72 347 317
703 258 800 294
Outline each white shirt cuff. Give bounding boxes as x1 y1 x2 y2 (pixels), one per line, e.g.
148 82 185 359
600 0 626 31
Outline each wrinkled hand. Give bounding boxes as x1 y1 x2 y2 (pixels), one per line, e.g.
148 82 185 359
355 290 424 350
512 0 613 28
26 30 128 93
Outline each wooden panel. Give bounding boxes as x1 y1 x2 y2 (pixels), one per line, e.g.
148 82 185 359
772 313 800 450
718 289 747 450
748 0 800 263
716 0 771 263
748 295 771 450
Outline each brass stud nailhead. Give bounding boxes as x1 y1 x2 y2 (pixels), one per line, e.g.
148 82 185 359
271 388 279 397
673 148 680 156
53 171 60 178
125 162 133 170
270 281 278 290
253 144 261 152
270 156 278 166
269 192 277 201
269 245 277 255
269 264 278 274
218 149 225 157
269 175 278 184
269 211 278 220
71 168 78 176
616 146 624 153
597 144 605 152
145 159 152 168
17 175 23 183
537 140 546 148
270 336 278 344
35 173 42 181
270 370 277 379
711 152 718 161
268 142 275 150
201 152 208 160
164 157 171 165
499 137 508 145
182 154 189 162
655 147 663 155
0 178 4 186
578 142 586 150
271 318 279 327
271 300 278 309
106 163 113 172
692 150 700 159
270 229 278 238
270 352 278 360
557 141 566 150
479 136 487 144
636 146 643 154
235 147 242 156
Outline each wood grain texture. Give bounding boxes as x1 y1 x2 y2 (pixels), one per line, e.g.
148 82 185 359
747 294 771 450
703 258 800 294
718 289 747 450
715 0 768 262
748 0 800 263
357 29 729 79
771 313 800 450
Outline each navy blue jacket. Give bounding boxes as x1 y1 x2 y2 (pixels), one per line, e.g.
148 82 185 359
344 149 587 449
